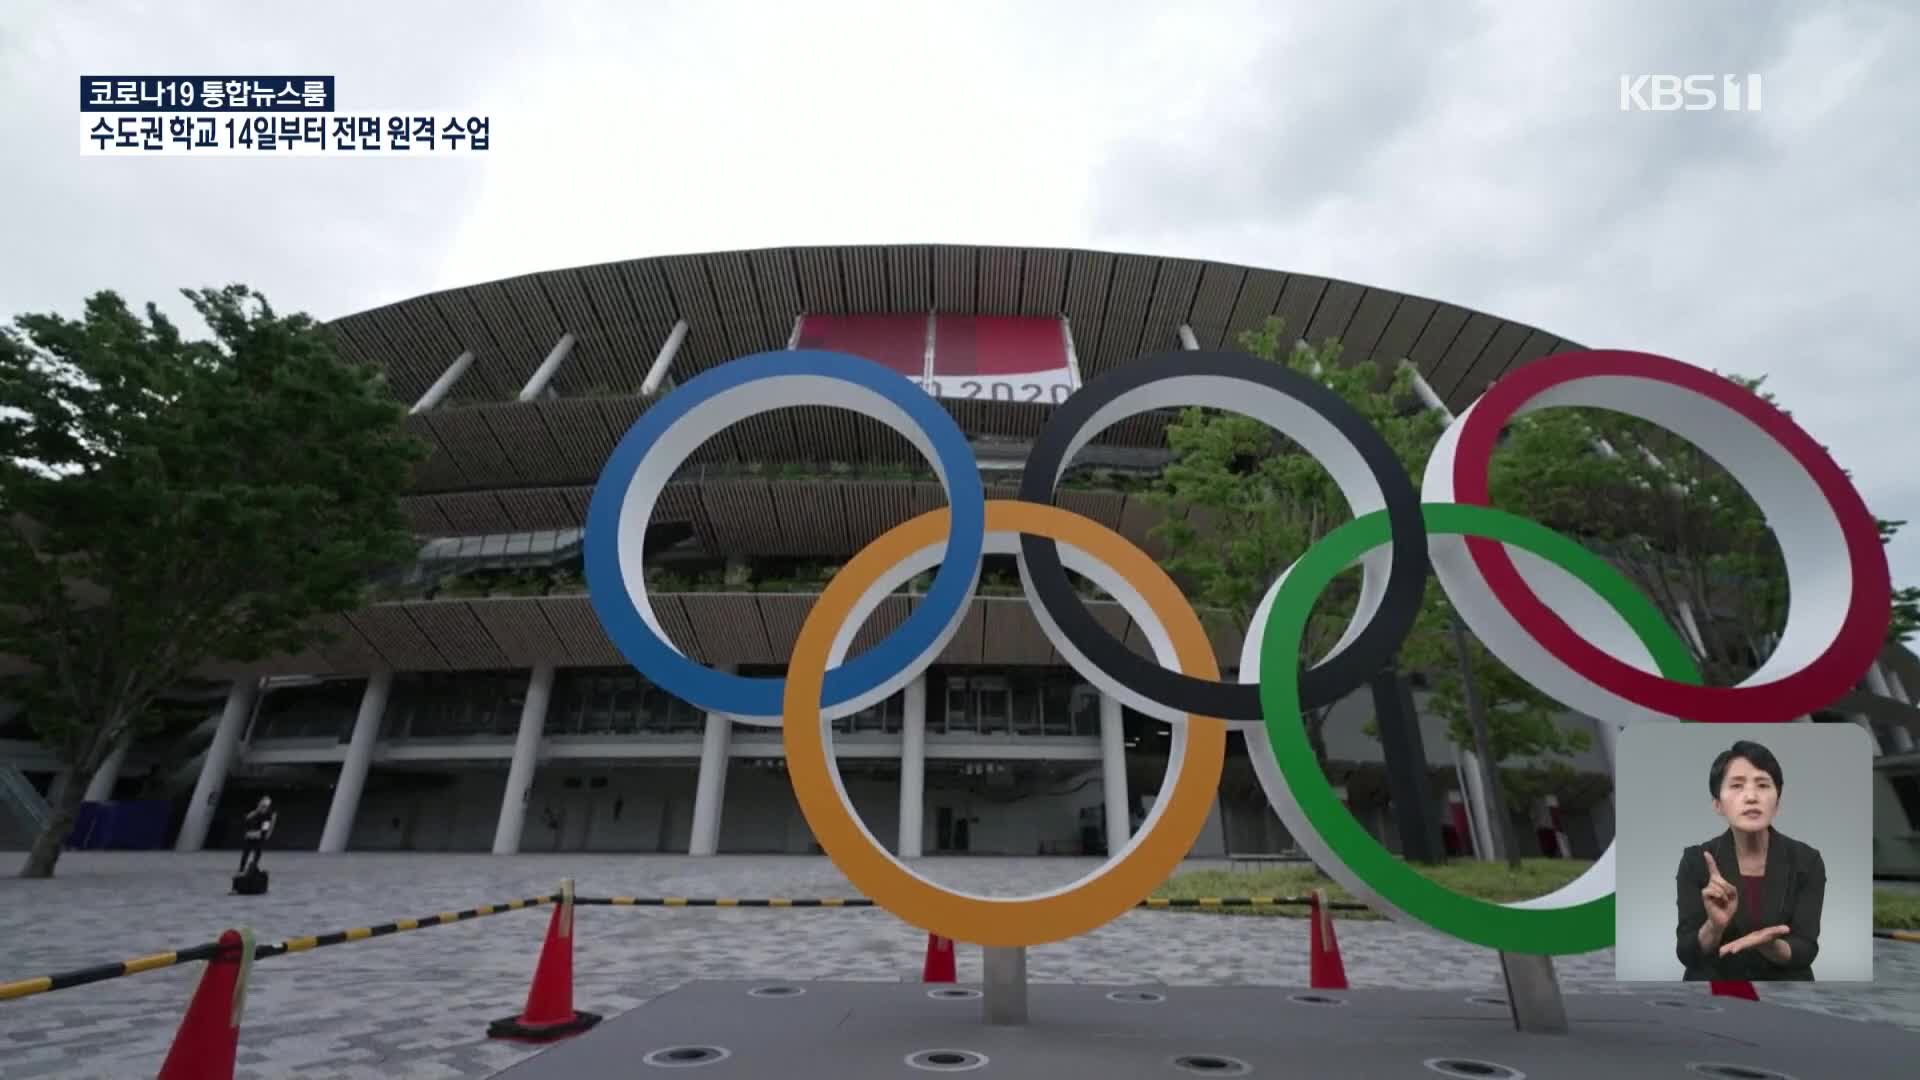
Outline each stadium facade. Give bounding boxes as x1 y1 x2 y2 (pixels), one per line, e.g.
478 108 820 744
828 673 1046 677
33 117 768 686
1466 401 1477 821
3 244 1919 872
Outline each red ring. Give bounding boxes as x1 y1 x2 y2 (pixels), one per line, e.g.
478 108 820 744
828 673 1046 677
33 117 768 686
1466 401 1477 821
1449 350 1890 723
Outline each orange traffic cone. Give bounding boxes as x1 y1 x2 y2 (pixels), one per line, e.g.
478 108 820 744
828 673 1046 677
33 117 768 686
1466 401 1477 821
922 933 956 983
1308 889 1348 990
157 927 254 1080
488 879 602 1042
1710 980 1759 1001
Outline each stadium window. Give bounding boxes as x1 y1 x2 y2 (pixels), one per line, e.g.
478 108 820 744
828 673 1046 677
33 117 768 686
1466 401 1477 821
976 675 1012 735
944 673 976 734
1890 775 1920 832
1070 683 1101 737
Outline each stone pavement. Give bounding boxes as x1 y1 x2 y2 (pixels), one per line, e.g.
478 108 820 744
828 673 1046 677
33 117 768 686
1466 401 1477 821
1 852 1915 1078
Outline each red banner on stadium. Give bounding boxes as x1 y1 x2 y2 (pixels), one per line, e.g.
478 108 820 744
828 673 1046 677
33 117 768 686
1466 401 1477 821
792 313 926 379
789 313 1080 405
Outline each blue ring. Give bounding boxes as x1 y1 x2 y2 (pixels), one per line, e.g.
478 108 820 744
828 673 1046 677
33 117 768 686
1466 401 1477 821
584 350 986 718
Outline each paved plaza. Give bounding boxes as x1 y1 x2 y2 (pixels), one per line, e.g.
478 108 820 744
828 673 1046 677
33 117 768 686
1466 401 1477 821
1 851 1916 1078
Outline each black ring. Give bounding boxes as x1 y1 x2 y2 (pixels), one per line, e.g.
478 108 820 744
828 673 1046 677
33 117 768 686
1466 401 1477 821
1017 350 1428 720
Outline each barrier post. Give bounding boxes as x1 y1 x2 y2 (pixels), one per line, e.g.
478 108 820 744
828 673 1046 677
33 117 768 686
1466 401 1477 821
157 928 254 1080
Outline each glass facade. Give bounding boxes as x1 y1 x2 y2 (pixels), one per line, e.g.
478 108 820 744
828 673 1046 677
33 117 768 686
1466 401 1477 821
242 666 1105 742
383 671 527 739
928 668 1099 736
547 668 705 736
253 678 371 740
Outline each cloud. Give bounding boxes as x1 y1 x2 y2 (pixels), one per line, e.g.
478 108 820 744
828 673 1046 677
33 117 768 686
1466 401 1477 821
1085 0 1920 606
4 0 1916 608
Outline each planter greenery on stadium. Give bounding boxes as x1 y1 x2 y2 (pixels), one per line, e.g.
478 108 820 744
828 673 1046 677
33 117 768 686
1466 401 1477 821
673 460 1159 493
369 554 1126 604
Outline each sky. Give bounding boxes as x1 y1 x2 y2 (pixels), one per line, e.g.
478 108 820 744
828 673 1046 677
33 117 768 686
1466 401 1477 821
4 0 1917 615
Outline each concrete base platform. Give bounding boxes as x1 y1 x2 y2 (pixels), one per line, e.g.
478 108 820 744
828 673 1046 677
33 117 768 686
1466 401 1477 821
492 980 1917 1079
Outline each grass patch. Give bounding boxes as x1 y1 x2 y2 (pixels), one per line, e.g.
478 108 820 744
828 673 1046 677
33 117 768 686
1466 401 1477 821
1154 862 1920 930
1875 889 1920 931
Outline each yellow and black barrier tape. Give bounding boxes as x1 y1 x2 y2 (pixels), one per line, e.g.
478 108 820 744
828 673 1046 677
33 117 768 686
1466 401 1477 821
1139 895 1372 911
578 895 1372 910
583 896 873 908
0 893 558 1003
13 886 1911 1003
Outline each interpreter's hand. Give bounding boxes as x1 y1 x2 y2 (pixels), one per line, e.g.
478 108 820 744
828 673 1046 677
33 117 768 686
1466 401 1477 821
1719 924 1791 959
1701 852 1737 932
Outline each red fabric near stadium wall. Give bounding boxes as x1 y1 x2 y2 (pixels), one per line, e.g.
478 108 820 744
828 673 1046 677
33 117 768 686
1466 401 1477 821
793 314 927 378
933 315 1067 377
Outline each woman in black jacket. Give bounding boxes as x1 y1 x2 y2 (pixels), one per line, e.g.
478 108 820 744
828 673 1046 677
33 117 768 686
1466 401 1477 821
1674 739 1825 981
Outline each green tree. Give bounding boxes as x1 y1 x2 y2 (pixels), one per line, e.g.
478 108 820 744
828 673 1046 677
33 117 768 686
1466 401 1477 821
1485 378 1920 685
1145 317 1445 766
0 286 427 878
1366 582 1594 866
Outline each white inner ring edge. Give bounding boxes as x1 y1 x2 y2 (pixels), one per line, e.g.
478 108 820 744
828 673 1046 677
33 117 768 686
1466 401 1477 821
1238 535 1641 915
817 530 1201 904
1423 373 1849 726
1023 372 1398 729
615 375 969 726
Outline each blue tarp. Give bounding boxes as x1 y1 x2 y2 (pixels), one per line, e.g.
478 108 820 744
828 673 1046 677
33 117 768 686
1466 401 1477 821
67 800 172 850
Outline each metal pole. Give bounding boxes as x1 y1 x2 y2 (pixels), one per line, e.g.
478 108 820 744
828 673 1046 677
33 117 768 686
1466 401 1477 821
1499 952 1568 1034
1370 669 1444 863
982 946 1028 1025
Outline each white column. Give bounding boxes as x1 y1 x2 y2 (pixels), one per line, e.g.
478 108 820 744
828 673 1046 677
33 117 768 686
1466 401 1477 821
176 679 260 852
1868 663 1899 700
689 708 732 855
1177 324 1200 350
1674 601 1708 658
83 731 133 802
318 672 392 854
1589 711 1620 770
493 666 554 855
1891 725 1917 754
897 677 927 858
1099 693 1130 851
1400 360 1455 421
408 350 474 414
517 334 577 401
641 320 689 395
1458 745 1498 861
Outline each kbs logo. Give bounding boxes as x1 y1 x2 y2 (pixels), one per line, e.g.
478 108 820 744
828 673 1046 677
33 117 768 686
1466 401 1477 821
1619 74 1762 112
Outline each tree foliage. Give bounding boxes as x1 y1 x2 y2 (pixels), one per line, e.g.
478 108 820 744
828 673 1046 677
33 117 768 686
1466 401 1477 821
0 286 427 877
1484 377 1920 686
1145 317 1445 764
1147 320 1913 863
1370 583 1594 765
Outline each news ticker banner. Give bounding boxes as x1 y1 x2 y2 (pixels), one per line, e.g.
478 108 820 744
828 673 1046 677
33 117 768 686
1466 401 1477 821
792 313 1083 405
79 75 490 156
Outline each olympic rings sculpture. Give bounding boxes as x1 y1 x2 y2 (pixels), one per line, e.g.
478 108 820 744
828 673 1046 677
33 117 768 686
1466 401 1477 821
583 347 1892 953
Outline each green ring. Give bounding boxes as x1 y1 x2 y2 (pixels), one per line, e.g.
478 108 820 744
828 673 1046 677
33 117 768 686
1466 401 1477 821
1258 503 1702 954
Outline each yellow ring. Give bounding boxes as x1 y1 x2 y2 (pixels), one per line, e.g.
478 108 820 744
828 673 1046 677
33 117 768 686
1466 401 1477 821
783 499 1227 947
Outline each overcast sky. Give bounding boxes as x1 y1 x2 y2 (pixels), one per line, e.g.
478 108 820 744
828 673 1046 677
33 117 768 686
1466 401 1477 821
5 1 1917 621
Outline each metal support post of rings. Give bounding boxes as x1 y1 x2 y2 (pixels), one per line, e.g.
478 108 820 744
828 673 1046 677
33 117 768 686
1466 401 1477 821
585 348 1892 952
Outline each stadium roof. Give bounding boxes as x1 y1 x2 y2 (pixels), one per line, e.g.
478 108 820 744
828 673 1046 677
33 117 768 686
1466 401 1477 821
328 244 1586 501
